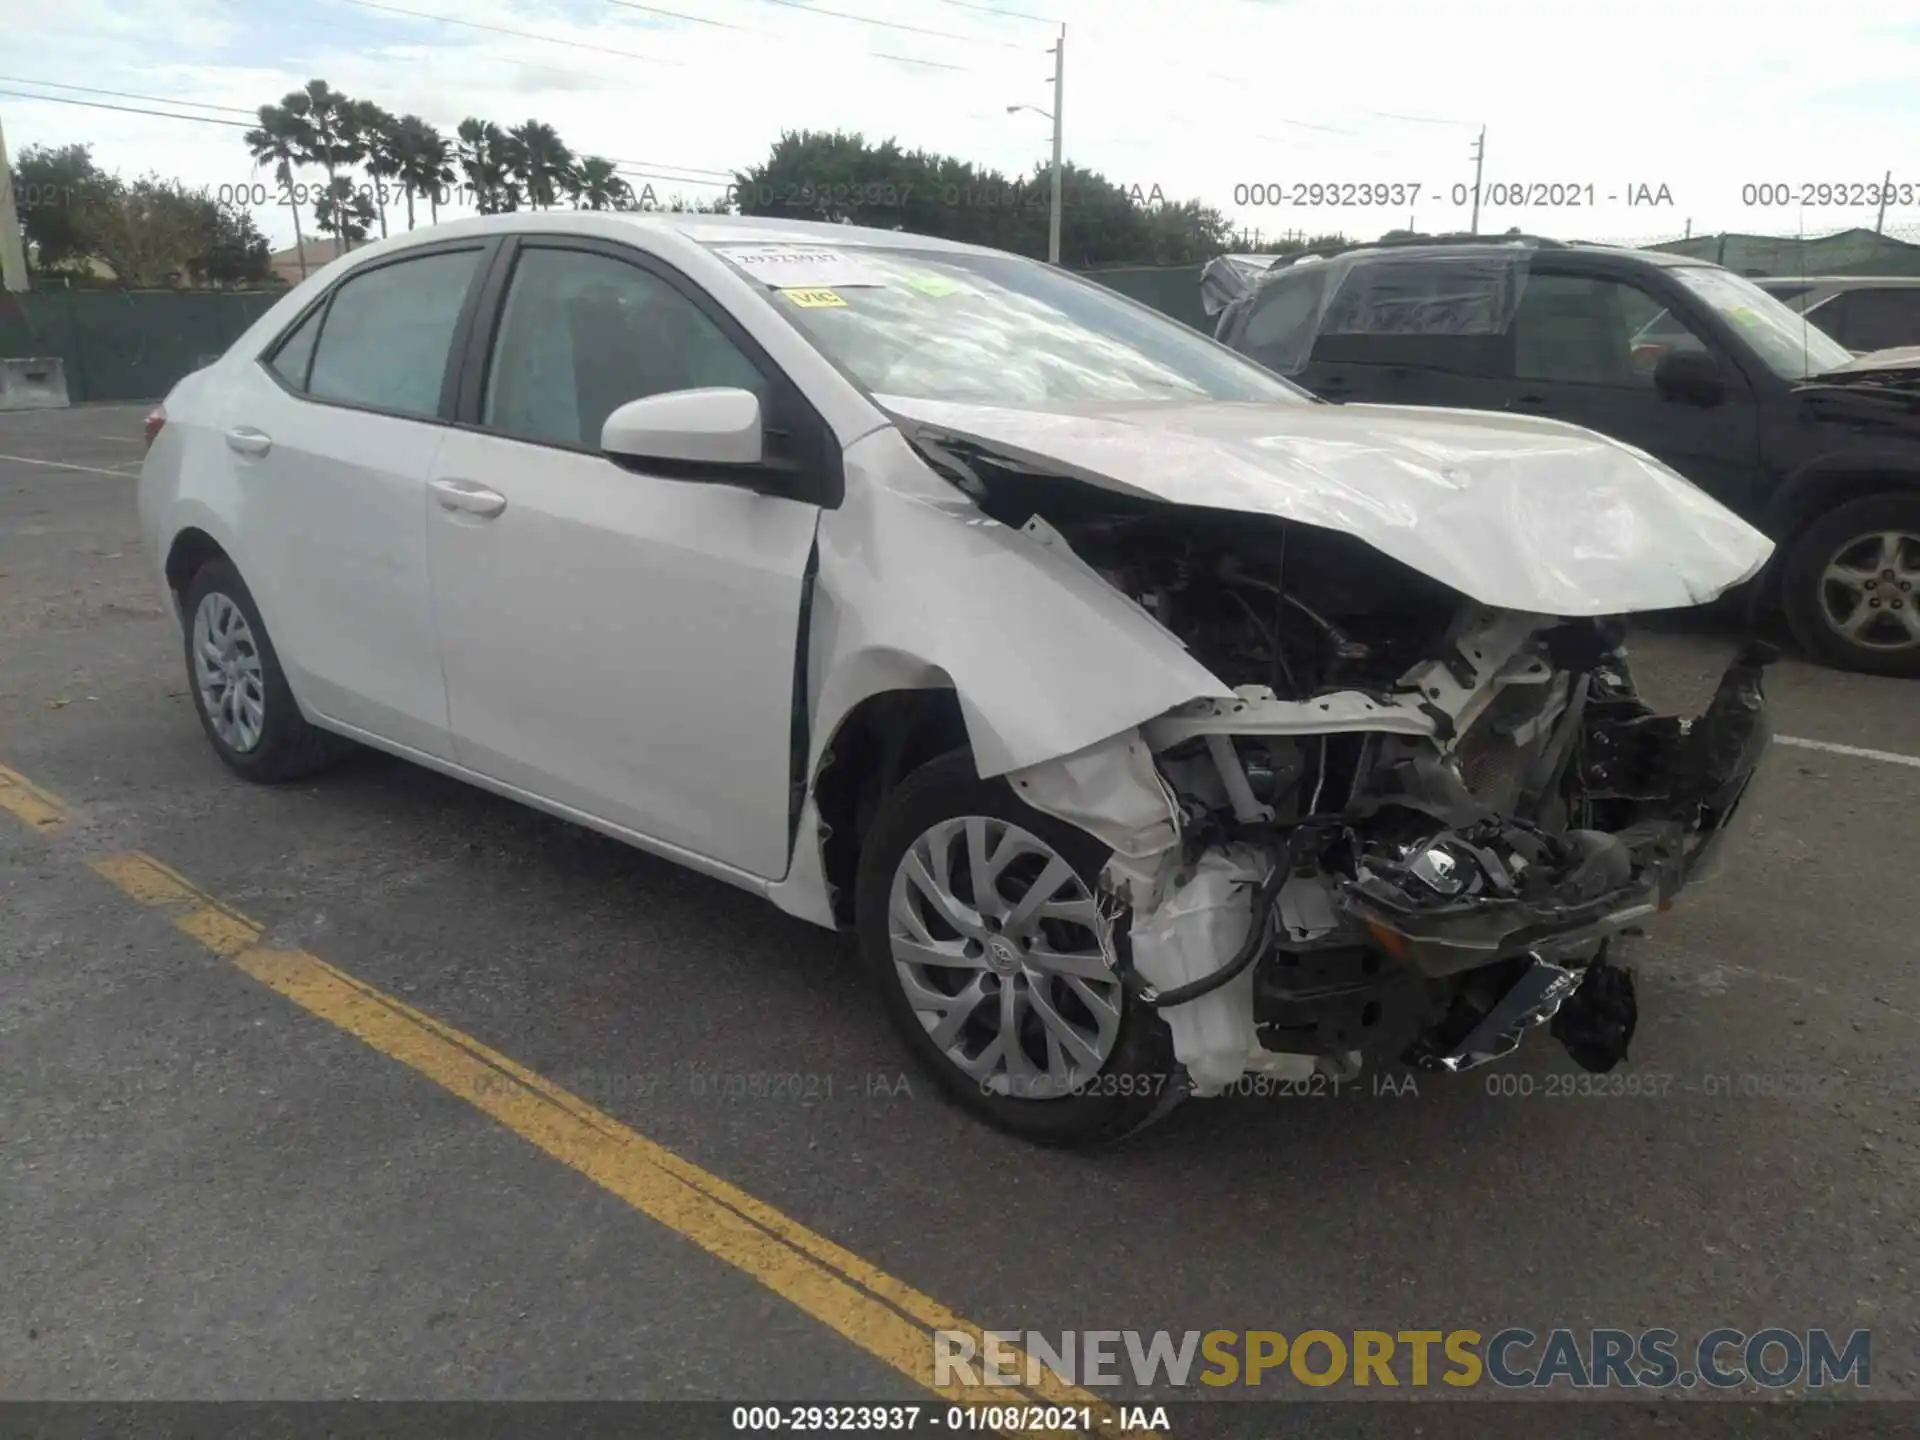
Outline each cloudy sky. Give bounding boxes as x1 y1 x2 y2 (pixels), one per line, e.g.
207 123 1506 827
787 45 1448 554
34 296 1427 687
6 0 1920 253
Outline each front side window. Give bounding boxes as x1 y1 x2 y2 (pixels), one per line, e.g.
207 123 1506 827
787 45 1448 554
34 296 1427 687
1513 275 1712 386
306 248 483 418
482 247 768 449
708 243 1308 407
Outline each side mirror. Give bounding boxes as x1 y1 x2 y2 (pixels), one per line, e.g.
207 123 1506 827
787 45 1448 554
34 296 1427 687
601 387 763 468
1652 348 1725 405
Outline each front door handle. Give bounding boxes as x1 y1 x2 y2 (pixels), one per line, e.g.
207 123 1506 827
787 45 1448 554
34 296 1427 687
1506 394 1555 412
429 478 508 519
225 427 272 458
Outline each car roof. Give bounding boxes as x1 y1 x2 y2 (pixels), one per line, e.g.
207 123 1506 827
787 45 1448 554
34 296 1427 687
1291 236 1708 271
337 210 1007 260
1753 275 1920 288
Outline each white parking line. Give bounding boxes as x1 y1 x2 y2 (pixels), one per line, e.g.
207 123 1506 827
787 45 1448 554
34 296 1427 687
1777 735 1920 770
0 451 133 479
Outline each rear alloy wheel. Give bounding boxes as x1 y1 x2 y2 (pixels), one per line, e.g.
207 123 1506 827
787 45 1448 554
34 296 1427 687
182 558 351 782
1782 493 1920 677
855 751 1180 1147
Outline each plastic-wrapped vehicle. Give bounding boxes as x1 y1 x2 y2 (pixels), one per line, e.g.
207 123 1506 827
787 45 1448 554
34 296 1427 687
140 214 1774 1146
1210 237 1920 677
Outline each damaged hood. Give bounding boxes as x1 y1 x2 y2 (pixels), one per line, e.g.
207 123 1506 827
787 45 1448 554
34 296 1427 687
876 394 1775 616
1806 345 1920 392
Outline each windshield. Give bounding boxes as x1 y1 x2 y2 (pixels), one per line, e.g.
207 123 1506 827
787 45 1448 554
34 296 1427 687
1671 265 1853 378
707 242 1310 407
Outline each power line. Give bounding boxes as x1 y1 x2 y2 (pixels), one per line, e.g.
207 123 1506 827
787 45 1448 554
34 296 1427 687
605 1 740 28
615 168 729 188
604 0 1023 66
334 0 685 67
924 0 1057 21
0 88 253 128
742 0 1033 49
606 155 735 180
0 77 256 117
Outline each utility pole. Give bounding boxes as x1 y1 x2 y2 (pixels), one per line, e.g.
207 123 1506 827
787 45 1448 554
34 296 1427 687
1683 217 1692 239
0 108 31 292
1468 125 1486 236
1874 167 1893 234
1048 25 1065 266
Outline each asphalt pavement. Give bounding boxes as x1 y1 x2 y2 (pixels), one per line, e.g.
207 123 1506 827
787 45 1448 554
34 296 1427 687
1 404 1914 1432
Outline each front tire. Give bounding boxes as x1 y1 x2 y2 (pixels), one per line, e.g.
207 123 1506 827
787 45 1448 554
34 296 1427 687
1780 493 1920 677
181 557 350 782
855 750 1181 1147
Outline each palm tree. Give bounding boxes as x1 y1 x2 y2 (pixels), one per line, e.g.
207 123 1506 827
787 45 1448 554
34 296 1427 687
314 176 376 246
392 114 454 229
243 102 315 279
292 80 362 249
349 100 402 240
506 120 574 211
455 118 518 214
570 156 633 211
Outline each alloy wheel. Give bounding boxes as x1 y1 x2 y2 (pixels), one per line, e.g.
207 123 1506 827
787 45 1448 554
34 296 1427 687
887 815 1123 1100
192 591 267 752
1819 529 1920 652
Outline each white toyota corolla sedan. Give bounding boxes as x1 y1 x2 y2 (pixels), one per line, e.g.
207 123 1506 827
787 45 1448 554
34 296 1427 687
140 212 1778 1146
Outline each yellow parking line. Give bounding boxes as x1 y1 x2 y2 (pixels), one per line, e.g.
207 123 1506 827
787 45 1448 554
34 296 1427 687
79 849 1141 1437
0 762 69 831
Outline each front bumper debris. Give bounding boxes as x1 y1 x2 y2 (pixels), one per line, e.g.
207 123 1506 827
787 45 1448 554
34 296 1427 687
1341 641 1773 982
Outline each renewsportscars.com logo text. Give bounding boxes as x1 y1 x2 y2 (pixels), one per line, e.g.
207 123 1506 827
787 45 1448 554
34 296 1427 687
934 1328 1872 1391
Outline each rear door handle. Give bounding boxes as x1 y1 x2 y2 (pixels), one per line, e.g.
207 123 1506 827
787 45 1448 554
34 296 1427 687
225 427 272 458
429 478 508 519
1506 394 1554 411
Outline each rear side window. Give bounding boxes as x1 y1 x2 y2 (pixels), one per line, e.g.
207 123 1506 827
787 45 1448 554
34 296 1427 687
306 249 484 418
267 304 323 390
1239 270 1329 375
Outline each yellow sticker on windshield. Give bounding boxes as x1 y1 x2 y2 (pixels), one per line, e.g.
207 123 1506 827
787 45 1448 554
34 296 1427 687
904 272 960 297
784 288 847 308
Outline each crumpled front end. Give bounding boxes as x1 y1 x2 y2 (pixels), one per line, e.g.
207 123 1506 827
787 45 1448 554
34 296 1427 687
1011 606 1773 1095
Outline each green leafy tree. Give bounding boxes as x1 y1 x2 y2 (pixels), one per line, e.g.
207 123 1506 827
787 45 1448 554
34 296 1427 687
12 143 114 273
71 175 209 288
455 118 519 213
506 120 574 210
731 130 1230 267
569 156 633 211
349 99 402 239
661 192 733 214
292 80 363 248
243 103 315 277
188 203 272 286
392 114 454 228
314 176 376 246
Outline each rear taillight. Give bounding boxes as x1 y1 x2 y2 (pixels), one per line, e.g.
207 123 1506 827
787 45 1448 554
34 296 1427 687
144 404 166 450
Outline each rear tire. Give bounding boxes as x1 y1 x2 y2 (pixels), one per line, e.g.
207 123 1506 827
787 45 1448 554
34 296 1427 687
1780 492 1920 677
855 750 1182 1148
181 558 351 783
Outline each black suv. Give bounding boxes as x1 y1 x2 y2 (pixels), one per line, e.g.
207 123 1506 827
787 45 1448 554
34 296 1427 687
1208 237 1920 676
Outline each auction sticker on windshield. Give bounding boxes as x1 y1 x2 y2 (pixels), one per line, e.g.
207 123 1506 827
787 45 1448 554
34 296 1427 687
715 244 888 289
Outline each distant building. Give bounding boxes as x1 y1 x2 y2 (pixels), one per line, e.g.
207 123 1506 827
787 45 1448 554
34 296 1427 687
268 237 350 286
1645 227 1920 278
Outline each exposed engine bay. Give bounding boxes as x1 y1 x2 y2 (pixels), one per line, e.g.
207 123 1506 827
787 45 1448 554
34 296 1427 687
988 471 1775 1098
